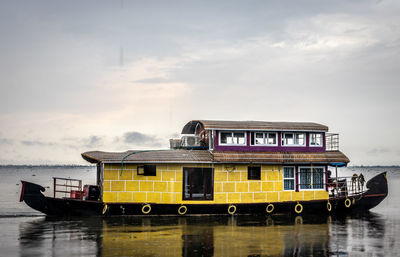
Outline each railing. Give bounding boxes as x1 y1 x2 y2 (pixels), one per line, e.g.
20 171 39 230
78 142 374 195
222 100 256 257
326 133 339 151
327 176 366 198
53 177 82 199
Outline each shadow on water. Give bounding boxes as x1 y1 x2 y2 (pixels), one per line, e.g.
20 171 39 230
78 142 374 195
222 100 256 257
18 213 388 257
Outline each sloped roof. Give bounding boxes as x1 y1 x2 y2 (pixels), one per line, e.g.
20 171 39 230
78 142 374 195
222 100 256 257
182 120 328 134
82 150 349 164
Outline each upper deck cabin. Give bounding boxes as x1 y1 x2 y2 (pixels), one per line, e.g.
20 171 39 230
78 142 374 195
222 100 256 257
177 120 339 152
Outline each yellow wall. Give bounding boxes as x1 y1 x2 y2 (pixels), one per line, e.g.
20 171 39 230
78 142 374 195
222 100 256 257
102 163 329 204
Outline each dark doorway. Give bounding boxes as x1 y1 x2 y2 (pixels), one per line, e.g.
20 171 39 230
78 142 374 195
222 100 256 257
183 167 214 200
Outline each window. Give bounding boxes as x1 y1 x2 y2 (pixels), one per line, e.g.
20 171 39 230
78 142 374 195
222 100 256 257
137 165 156 176
310 133 323 147
282 133 305 146
219 131 246 145
298 167 325 190
183 167 213 200
250 132 277 146
283 167 295 191
248 166 261 180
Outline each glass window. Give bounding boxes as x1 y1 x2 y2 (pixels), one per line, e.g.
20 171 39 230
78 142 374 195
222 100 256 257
283 167 295 191
255 133 264 144
267 133 277 144
252 132 277 145
282 133 305 146
219 131 246 145
248 166 261 180
137 165 156 176
183 168 213 200
310 133 323 146
299 167 325 190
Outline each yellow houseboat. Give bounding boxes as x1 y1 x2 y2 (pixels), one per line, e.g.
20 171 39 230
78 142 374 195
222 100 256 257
20 120 388 216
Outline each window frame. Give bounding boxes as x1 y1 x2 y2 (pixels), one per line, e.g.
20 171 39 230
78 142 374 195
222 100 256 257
182 167 214 201
281 132 306 147
137 165 157 176
309 133 323 147
297 166 326 191
251 132 278 146
283 166 295 191
218 131 247 146
248 166 261 180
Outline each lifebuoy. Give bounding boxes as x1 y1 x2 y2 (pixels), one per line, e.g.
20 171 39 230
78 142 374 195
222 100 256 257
345 198 351 208
178 205 187 215
295 203 303 214
266 204 274 214
327 201 332 212
142 204 151 214
228 205 237 215
102 204 108 215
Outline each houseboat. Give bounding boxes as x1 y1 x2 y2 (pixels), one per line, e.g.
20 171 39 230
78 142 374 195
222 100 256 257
20 120 388 216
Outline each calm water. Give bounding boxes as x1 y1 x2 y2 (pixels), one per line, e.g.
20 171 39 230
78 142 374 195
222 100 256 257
0 166 399 256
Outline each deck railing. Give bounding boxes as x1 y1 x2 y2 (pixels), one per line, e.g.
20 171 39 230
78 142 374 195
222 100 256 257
53 177 82 199
326 133 339 151
327 176 366 198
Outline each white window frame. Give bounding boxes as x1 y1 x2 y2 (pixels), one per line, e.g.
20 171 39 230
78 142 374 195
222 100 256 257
297 166 326 191
283 166 295 191
218 131 247 146
252 132 278 146
309 133 323 147
281 132 306 147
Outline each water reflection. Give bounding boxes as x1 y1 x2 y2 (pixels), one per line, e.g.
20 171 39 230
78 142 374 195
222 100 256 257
19 213 388 257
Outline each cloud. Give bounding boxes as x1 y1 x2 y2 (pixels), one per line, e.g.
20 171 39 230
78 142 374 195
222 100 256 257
21 140 56 146
0 138 12 144
123 131 161 147
85 136 103 147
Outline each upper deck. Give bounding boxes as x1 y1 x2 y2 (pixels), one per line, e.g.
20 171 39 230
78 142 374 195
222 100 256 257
180 120 338 153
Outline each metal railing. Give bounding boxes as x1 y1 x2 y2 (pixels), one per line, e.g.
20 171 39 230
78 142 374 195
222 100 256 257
53 177 82 199
326 133 339 151
327 176 366 198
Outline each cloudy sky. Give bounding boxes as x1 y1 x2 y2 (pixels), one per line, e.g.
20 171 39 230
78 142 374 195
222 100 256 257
0 0 399 165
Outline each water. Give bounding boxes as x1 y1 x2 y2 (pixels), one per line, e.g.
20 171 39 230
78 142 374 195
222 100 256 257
0 166 399 256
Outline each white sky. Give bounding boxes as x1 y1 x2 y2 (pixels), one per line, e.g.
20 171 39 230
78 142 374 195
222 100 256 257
0 0 399 165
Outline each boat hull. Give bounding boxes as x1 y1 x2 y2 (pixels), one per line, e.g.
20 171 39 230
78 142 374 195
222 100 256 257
20 172 388 216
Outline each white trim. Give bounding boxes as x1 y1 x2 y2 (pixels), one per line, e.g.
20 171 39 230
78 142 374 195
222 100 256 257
297 166 326 191
309 133 324 147
250 132 278 146
281 132 306 147
283 166 295 191
218 131 247 146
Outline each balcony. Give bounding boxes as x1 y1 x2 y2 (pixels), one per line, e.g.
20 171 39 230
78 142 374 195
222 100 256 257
325 133 339 151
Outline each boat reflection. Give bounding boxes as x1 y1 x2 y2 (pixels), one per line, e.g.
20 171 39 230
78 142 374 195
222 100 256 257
18 213 386 257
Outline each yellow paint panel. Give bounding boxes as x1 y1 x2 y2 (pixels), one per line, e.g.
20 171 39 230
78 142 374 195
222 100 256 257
118 192 132 202
275 182 283 191
147 192 161 202
214 172 227 181
133 173 146 180
241 192 253 203
154 182 168 192
227 193 241 203
149 173 162 181
167 164 181 171
292 191 304 201
103 192 117 202
223 182 235 192
267 171 279 181
104 169 118 180
314 191 329 200
227 172 241 181
172 182 182 193
267 192 279 202
126 181 139 191
280 191 292 202
175 193 182 203
214 182 223 193
236 182 248 192
111 181 125 191
240 172 248 181
161 193 175 203
249 181 261 192
162 171 176 181
254 192 267 202
119 170 132 180
260 171 266 181
103 181 110 191
175 171 183 181
140 181 154 191
303 191 315 200
262 182 274 192
214 193 227 203
132 192 147 202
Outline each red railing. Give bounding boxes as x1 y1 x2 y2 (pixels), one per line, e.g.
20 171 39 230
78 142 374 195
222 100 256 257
53 177 82 199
